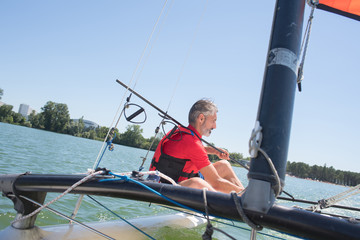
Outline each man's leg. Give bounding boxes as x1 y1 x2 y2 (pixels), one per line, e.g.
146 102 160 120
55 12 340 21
179 177 216 191
212 160 244 189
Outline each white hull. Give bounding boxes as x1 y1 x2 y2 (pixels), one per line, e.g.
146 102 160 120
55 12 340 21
0 213 207 240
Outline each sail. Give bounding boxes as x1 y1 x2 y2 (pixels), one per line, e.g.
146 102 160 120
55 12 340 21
316 0 360 21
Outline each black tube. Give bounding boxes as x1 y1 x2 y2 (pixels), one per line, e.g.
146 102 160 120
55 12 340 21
249 0 305 186
5 174 360 240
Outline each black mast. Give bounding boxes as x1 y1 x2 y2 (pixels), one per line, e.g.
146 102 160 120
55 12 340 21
243 0 306 212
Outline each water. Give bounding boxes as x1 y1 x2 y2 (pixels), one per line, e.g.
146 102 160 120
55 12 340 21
0 122 359 239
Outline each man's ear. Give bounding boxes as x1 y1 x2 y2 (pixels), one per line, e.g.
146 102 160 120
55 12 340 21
198 113 205 124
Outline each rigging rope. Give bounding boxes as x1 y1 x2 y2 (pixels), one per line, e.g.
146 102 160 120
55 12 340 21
309 183 360 212
165 0 209 112
15 195 115 240
139 123 161 171
12 170 105 224
92 0 169 170
231 191 263 231
102 172 204 215
297 1 317 91
71 0 171 223
248 122 282 197
130 0 171 91
87 195 156 240
111 170 178 185
137 0 209 171
160 205 288 240
202 188 236 240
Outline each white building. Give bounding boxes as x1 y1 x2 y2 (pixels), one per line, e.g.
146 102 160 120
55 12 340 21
18 104 35 118
73 119 99 129
83 119 99 129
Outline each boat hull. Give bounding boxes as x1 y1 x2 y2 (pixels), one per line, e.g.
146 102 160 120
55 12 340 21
0 213 207 240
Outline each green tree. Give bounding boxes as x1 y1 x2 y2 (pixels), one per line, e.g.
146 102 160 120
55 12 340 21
230 152 244 161
28 110 44 129
147 136 162 151
41 101 70 133
88 129 96 140
0 88 3 100
42 101 56 131
54 103 70 133
96 126 110 140
67 118 85 136
12 112 26 125
118 125 145 148
0 105 14 122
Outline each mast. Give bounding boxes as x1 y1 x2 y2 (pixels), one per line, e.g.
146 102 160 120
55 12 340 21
243 0 305 212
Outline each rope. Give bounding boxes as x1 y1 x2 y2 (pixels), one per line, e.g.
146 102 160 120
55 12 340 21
160 205 288 240
94 131 116 169
102 172 203 215
165 0 209 112
130 0 170 91
138 123 162 171
231 191 263 231
92 0 169 170
248 123 282 197
309 183 360 212
257 148 282 197
111 170 178 185
15 195 115 240
87 195 156 240
83 1 171 221
202 188 236 240
297 1 317 91
12 170 104 224
137 0 209 171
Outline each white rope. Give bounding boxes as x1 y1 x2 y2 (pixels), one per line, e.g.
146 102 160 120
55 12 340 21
16 195 115 240
327 184 360 204
132 0 174 92
310 183 360 211
138 121 163 171
92 0 170 170
166 0 209 112
113 170 178 186
13 169 176 224
12 170 104 224
137 0 210 170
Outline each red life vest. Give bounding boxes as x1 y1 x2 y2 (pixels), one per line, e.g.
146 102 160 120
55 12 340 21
150 127 199 183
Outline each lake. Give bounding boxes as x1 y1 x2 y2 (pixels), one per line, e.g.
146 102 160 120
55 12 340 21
0 122 359 239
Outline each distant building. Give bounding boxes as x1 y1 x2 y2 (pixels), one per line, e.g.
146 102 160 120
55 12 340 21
18 104 35 118
73 119 99 129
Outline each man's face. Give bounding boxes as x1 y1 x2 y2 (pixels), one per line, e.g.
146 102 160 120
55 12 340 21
200 112 217 137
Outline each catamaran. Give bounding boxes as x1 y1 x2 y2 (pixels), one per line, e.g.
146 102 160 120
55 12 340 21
1 1 360 239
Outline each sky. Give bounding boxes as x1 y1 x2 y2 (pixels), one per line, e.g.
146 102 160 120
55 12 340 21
1 1 359 173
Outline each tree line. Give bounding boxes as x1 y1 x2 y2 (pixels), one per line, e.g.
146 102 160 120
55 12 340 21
287 161 360 187
0 99 163 151
1 88 359 186
0 99 248 158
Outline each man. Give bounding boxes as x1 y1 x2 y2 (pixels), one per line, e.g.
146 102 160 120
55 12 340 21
149 99 244 194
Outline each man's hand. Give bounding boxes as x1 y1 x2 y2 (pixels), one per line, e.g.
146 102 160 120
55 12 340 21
204 146 230 160
216 148 229 160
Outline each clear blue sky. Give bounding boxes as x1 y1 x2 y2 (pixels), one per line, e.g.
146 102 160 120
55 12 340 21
1 1 359 173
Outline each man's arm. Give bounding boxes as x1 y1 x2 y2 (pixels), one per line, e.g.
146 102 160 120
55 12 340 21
204 146 230 160
200 164 243 194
